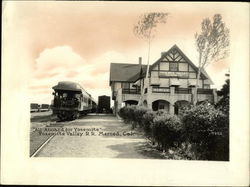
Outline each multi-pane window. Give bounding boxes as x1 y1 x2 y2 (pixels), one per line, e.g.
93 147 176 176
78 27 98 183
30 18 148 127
169 62 178 71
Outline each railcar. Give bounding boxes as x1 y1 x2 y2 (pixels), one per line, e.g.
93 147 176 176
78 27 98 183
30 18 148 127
40 104 50 112
30 103 39 113
51 81 95 120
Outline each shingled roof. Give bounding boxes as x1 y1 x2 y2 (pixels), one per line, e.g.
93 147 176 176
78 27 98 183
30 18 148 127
109 63 147 85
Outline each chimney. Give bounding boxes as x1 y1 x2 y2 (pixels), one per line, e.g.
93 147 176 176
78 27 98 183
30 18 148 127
138 57 142 65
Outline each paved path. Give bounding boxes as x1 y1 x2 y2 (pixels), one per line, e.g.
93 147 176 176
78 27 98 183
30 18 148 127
36 114 164 159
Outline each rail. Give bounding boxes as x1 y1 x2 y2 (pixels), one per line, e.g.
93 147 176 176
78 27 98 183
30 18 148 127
175 88 191 94
197 88 213 94
122 88 140 94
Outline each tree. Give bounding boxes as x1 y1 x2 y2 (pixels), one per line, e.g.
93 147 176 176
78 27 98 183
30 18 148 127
134 12 169 106
216 73 230 115
217 73 229 97
194 14 230 104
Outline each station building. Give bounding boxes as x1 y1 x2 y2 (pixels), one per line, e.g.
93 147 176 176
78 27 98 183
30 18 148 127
109 45 217 115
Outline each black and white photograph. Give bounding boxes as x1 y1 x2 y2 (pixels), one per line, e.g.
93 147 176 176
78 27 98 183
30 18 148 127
2 1 249 186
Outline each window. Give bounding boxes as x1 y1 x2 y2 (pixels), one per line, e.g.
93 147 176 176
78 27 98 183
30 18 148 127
169 62 178 71
204 84 210 89
121 82 130 89
63 93 67 98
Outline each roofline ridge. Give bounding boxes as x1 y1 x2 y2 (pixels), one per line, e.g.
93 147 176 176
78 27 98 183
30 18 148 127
148 44 211 81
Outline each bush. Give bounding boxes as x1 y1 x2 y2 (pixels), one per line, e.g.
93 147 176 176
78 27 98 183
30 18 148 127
118 106 137 124
134 106 150 127
152 114 183 152
182 103 229 160
118 103 229 160
142 110 156 139
127 106 137 124
118 107 126 119
155 109 169 116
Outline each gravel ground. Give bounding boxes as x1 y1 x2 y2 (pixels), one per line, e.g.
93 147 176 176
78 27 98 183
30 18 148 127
30 130 52 156
30 111 57 123
30 111 52 118
35 114 165 159
30 111 60 156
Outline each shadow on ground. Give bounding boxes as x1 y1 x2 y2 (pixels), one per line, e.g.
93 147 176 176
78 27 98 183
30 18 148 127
107 141 166 159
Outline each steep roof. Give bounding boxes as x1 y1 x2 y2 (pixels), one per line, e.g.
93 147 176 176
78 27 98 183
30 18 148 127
109 45 214 85
149 44 213 84
109 63 147 85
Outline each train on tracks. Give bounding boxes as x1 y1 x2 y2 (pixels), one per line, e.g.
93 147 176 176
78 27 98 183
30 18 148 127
51 81 97 120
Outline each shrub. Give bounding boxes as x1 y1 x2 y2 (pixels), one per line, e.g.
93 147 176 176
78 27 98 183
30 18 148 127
127 105 137 123
152 114 183 152
118 107 126 119
134 106 150 127
118 107 129 122
182 103 229 160
142 110 156 139
118 106 137 123
155 109 169 116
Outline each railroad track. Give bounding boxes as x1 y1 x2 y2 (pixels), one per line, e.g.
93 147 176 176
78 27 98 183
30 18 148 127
30 121 64 157
30 134 56 157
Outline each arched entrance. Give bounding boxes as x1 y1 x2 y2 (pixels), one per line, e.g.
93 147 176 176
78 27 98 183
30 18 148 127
152 100 170 112
174 100 190 115
124 100 138 107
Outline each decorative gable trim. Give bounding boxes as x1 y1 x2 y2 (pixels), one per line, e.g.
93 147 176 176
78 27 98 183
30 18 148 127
149 44 213 84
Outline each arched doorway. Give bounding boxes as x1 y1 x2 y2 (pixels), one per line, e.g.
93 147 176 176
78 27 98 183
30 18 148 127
174 100 190 115
124 100 138 107
152 100 170 112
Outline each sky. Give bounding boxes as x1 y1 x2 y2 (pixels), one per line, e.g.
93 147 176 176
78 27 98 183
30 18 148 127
3 2 249 106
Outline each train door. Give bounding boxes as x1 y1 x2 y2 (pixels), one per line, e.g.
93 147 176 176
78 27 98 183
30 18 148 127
77 93 84 111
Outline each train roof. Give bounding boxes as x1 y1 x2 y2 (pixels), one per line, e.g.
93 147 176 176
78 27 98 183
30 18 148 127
52 81 90 95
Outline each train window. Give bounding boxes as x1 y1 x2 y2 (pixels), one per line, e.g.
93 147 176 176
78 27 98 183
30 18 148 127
63 93 67 98
75 94 81 98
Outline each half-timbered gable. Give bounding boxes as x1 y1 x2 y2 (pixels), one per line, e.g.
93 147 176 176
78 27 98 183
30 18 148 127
149 45 213 89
